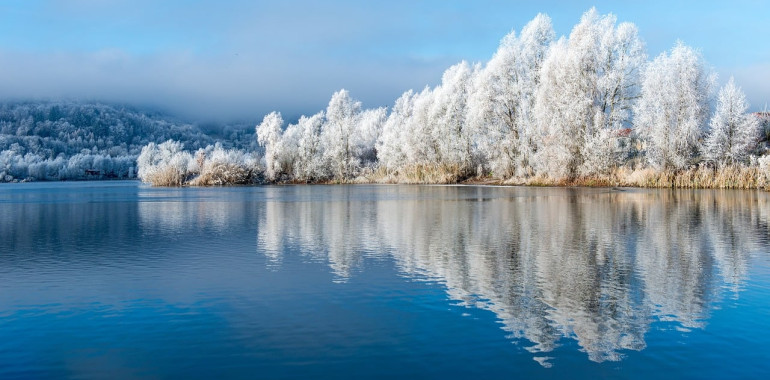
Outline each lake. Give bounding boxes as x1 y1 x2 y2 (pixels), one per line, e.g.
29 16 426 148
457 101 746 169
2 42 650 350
1 181 769 379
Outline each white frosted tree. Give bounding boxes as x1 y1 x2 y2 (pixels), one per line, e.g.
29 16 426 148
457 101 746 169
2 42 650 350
275 120 300 179
377 90 415 172
469 13 554 178
293 111 326 181
354 107 387 167
430 61 477 172
634 42 716 170
404 87 437 166
534 9 645 178
321 89 362 180
533 38 574 178
256 111 285 181
582 19 645 175
704 78 760 166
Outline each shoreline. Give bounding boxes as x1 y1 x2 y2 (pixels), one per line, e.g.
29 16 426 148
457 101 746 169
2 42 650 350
3 178 768 191
5 166 769 191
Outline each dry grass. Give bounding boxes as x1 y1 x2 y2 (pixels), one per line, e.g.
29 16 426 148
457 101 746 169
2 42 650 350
481 165 767 190
516 175 616 187
619 165 762 189
144 153 770 190
363 164 474 184
141 166 188 187
269 163 770 189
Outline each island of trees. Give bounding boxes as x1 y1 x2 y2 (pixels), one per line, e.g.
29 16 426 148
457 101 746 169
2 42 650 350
3 9 770 188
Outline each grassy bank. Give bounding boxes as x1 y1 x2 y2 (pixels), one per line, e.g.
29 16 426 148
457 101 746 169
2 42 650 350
357 164 770 190
139 153 770 190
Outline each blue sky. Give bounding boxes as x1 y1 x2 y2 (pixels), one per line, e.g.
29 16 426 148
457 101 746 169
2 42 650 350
0 0 768 121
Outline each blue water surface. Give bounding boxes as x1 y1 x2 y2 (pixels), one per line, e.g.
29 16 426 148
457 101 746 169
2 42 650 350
1 181 769 379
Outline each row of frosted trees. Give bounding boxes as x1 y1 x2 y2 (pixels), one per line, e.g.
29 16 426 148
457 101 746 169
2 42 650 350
246 9 768 186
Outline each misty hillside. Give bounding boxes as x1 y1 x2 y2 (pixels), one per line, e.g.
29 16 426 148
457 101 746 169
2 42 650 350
0 101 256 182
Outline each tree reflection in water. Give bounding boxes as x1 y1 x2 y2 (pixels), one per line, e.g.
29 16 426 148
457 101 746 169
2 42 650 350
257 186 769 365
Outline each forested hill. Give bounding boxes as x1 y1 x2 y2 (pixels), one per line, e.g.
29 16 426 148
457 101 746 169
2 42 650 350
0 102 255 182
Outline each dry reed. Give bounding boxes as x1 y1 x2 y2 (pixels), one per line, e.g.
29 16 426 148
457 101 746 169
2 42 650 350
141 166 188 187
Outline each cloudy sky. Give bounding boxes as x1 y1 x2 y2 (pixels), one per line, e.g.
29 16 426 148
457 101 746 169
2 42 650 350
0 0 768 122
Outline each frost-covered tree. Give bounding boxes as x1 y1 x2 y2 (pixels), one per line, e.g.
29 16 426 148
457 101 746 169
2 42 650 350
256 111 284 181
634 42 715 170
534 9 645 178
469 13 554 178
430 61 477 171
292 112 326 181
321 90 362 180
377 90 415 171
354 107 387 167
274 120 300 179
533 38 574 178
404 87 437 166
704 78 760 166
582 18 645 174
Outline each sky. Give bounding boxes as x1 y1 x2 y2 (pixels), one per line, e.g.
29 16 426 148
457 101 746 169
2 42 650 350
0 0 768 122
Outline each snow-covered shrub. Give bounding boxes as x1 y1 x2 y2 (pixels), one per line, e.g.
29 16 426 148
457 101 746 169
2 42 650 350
189 144 261 186
137 140 194 186
136 141 261 186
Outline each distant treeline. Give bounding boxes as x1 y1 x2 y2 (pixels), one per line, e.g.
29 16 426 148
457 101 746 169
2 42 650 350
0 102 255 182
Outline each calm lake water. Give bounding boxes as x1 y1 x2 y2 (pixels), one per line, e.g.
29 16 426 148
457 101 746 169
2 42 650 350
1 181 769 379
